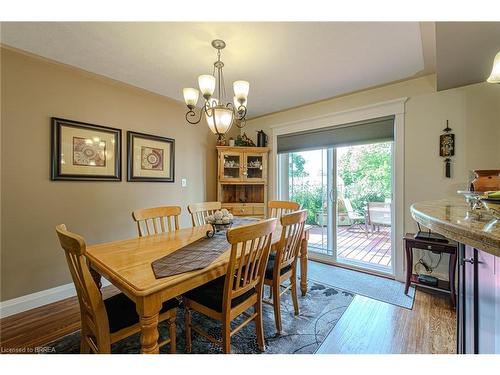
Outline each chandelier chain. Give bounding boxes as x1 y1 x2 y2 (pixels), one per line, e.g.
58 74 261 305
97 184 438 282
220 65 227 104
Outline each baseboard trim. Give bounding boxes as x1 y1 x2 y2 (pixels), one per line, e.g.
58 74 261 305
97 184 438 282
0 279 111 319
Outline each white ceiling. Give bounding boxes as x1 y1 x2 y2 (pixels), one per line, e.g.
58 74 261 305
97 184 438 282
436 22 500 91
0 22 432 118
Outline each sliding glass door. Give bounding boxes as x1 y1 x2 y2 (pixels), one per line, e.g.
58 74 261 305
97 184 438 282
286 149 332 256
279 141 393 274
334 142 393 272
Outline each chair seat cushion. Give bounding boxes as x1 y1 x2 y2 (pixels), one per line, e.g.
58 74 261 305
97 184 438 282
184 276 255 313
104 292 179 334
265 255 292 280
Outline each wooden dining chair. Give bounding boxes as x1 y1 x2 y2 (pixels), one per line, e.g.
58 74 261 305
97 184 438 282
268 200 300 219
187 201 222 227
183 218 278 353
132 206 181 237
263 209 307 334
55 224 179 354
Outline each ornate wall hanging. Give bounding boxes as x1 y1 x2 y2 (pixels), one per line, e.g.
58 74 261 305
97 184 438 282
439 120 455 178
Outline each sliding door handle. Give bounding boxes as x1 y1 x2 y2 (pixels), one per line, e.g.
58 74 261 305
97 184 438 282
462 257 475 264
328 189 337 202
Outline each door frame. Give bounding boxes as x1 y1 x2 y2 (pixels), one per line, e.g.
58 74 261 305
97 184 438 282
271 98 408 281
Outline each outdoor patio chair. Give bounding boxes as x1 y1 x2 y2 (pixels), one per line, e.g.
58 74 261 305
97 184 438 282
366 202 391 232
343 198 368 235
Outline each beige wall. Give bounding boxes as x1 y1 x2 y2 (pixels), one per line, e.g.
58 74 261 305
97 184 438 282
245 75 500 279
0 47 218 301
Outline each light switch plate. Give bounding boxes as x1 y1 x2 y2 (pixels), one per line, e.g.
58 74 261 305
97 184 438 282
181 178 187 187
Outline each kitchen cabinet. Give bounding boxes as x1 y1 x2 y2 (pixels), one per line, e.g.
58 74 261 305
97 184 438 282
410 199 500 354
458 245 500 354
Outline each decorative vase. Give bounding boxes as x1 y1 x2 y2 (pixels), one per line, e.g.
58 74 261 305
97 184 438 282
470 170 500 192
257 130 268 147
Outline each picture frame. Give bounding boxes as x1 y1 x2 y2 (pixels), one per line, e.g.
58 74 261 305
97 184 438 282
51 117 122 181
127 131 175 182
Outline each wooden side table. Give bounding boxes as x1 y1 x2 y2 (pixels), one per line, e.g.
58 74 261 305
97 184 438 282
403 233 458 307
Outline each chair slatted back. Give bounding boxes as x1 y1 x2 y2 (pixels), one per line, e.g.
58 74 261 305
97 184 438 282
55 224 109 352
275 210 307 270
187 202 222 227
268 200 300 219
224 218 277 305
132 206 181 237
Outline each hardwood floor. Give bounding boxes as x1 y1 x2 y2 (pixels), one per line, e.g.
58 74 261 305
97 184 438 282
0 285 119 351
310 260 456 354
0 261 456 353
317 292 456 354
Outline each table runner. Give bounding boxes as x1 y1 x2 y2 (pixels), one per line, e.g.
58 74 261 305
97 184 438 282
151 217 258 279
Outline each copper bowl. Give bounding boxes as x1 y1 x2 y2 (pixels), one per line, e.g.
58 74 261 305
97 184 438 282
471 170 500 192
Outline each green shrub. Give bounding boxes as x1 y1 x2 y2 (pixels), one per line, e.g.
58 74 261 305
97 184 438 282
338 142 392 213
290 182 325 225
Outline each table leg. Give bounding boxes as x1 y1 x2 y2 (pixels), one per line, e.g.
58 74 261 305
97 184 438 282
449 249 458 308
136 296 162 354
404 240 413 295
300 231 309 296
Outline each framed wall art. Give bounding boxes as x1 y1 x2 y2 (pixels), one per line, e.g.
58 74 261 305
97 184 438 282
51 118 121 181
127 131 175 182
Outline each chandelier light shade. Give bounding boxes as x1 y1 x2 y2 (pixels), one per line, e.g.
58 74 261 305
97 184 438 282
183 88 199 109
486 51 500 84
182 39 249 140
198 75 216 98
206 106 234 135
233 80 250 101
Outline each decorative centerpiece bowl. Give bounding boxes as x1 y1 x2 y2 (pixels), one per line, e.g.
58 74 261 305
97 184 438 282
205 209 234 238
457 190 484 210
480 191 500 219
481 199 500 219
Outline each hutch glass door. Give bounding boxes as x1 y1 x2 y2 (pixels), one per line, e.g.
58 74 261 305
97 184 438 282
220 151 242 181
244 153 265 181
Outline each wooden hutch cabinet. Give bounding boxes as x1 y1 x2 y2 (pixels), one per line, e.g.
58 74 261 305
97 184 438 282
216 146 269 218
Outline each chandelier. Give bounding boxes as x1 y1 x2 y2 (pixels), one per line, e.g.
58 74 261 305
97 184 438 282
182 39 249 140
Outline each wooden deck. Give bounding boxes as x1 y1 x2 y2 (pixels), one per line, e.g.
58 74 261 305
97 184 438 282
308 225 391 268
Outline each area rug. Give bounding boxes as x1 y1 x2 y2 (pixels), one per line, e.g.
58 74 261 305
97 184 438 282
307 261 415 309
47 281 354 354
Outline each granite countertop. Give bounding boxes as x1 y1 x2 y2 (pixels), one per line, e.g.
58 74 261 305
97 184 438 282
410 198 500 257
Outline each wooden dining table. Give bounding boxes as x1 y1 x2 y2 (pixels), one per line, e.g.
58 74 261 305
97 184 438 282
86 223 311 354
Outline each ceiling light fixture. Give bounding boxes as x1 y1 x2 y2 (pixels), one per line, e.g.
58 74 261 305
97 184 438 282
486 50 500 84
182 39 249 140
